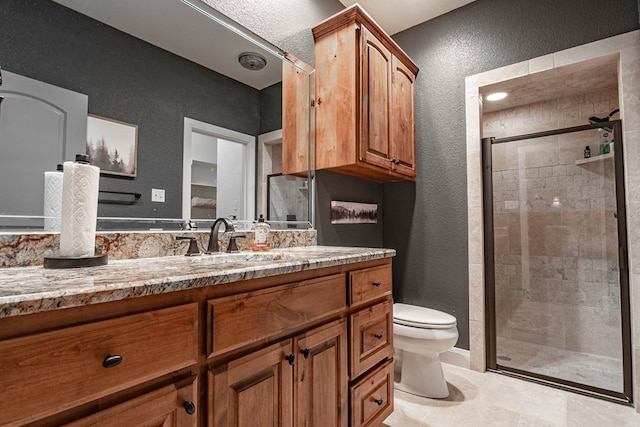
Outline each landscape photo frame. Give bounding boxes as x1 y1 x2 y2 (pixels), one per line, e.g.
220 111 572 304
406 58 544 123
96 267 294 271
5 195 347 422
86 114 138 178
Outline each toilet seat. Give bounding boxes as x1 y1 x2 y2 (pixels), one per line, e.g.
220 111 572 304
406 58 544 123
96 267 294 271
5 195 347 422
394 303 456 329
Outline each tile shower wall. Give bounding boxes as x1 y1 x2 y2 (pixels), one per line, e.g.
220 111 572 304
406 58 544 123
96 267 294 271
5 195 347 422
484 89 622 359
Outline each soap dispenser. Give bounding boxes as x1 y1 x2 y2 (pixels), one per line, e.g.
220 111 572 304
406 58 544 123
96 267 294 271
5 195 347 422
252 214 270 252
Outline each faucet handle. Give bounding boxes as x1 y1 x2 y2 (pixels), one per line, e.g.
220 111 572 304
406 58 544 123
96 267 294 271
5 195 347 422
176 236 201 256
227 232 246 253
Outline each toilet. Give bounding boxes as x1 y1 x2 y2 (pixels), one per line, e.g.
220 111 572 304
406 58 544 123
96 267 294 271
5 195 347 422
393 303 458 398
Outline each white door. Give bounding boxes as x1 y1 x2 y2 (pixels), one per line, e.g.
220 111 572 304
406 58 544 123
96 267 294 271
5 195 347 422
0 70 88 216
182 118 255 221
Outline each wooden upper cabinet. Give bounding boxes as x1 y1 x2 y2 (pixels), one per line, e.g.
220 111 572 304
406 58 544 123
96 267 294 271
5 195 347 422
390 56 416 176
282 58 314 177
312 4 418 182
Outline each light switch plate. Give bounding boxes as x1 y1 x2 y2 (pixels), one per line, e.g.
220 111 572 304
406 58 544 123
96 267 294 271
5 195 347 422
151 188 165 202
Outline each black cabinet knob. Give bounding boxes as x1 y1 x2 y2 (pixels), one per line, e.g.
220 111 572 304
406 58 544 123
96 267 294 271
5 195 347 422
301 348 310 359
372 281 381 287
285 354 295 365
183 401 196 415
102 354 122 368
374 334 383 339
374 398 384 406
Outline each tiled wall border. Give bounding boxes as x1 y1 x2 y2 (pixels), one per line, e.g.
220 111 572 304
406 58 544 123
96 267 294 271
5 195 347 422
465 30 640 410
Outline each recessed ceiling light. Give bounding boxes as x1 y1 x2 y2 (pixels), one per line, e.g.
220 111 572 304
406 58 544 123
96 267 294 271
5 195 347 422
486 92 508 101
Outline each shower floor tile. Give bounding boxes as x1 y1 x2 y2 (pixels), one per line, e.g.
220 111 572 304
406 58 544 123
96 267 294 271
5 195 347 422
496 336 623 393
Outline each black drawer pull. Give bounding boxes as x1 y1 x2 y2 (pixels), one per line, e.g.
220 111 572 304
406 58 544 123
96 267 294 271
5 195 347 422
285 354 295 365
301 348 310 359
183 401 196 415
102 354 122 368
372 281 382 287
374 334 383 339
374 398 384 406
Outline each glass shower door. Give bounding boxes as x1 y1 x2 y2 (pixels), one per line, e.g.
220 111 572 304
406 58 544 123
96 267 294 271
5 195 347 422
484 121 632 402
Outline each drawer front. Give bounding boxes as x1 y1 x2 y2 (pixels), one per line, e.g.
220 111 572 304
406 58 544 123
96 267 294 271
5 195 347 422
0 303 198 426
349 264 392 307
350 299 393 379
351 359 394 427
67 376 198 427
208 274 347 357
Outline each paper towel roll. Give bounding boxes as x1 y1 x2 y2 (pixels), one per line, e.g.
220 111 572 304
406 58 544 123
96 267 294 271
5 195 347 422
59 157 100 257
43 166 64 232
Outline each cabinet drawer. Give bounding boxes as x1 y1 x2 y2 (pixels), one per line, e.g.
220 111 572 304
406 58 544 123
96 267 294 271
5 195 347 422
67 376 198 427
351 359 394 427
350 299 393 378
0 303 198 426
349 264 392 307
208 274 346 357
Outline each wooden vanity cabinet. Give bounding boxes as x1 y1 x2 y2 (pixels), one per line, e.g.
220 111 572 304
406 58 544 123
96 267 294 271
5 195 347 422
0 303 199 426
348 264 395 426
66 376 198 427
209 320 348 427
311 5 418 182
0 256 394 426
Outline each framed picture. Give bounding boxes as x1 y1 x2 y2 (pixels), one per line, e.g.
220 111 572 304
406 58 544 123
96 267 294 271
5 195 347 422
86 114 138 177
330 201 378 224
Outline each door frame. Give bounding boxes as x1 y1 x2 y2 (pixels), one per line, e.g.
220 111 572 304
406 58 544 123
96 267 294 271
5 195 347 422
482 120 633 404
182 117 255 220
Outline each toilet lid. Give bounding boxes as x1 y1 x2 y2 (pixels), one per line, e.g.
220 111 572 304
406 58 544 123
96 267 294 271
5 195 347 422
393 303 457 329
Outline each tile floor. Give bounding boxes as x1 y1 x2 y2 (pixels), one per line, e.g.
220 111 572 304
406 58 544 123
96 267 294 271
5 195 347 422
497 337 624 393
383 363 640 426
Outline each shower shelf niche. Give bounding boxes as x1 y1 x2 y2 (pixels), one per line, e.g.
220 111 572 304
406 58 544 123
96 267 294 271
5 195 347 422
575 152 614 165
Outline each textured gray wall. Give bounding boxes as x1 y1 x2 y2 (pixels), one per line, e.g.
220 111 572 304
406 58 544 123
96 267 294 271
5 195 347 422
1 0 261 219
385 0 640 349
212 0 639 350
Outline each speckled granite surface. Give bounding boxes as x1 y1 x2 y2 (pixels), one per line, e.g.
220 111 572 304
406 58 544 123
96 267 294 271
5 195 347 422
0 229 317 268
0 246 395 319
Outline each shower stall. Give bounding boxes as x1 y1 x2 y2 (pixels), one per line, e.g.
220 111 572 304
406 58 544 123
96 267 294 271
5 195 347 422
482 120 632 404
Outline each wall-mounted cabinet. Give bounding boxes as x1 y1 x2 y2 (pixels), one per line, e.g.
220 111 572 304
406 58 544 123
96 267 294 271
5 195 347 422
311 5 418 182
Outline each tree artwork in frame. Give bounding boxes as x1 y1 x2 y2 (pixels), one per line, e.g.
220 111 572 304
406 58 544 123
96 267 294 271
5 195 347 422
330 201 378 224
86 114 138 178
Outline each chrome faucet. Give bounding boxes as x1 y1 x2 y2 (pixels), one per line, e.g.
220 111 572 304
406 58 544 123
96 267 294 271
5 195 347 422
206 217 235 254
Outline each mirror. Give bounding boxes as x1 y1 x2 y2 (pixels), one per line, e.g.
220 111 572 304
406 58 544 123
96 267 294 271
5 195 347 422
0 0 313 232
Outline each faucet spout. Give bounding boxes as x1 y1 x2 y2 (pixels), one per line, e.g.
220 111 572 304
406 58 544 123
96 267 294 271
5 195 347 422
206 217 235 254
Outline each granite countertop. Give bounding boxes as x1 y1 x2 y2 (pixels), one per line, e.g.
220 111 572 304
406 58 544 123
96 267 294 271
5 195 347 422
0 246 395 319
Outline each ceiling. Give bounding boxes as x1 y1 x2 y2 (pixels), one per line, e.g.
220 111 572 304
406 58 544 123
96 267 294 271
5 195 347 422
52 0 284 90
480 55 619 113
338 0 477 35
53 0 478 90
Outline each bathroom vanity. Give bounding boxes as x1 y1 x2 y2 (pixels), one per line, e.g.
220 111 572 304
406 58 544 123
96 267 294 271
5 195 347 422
0 246 394 426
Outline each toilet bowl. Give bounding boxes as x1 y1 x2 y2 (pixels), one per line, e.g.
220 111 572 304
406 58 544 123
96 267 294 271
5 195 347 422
393 303 458 398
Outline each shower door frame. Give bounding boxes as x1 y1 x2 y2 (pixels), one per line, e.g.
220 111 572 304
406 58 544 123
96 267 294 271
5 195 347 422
482 120 633 404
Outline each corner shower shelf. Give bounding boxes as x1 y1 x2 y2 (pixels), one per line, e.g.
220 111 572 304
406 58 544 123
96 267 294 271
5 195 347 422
575 152 614 165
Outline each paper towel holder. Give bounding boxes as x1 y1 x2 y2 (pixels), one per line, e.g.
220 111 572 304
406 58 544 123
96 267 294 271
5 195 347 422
44 253 108 269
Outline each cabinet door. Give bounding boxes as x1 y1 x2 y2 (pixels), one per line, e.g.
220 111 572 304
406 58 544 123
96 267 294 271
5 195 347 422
294 320 348 427
209 340 293 427
359 26 392 171
66 376 198 427
283 59 314 176
390 56 416 178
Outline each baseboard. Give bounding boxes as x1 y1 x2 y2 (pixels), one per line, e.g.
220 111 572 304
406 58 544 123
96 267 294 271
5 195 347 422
440 347 470 369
